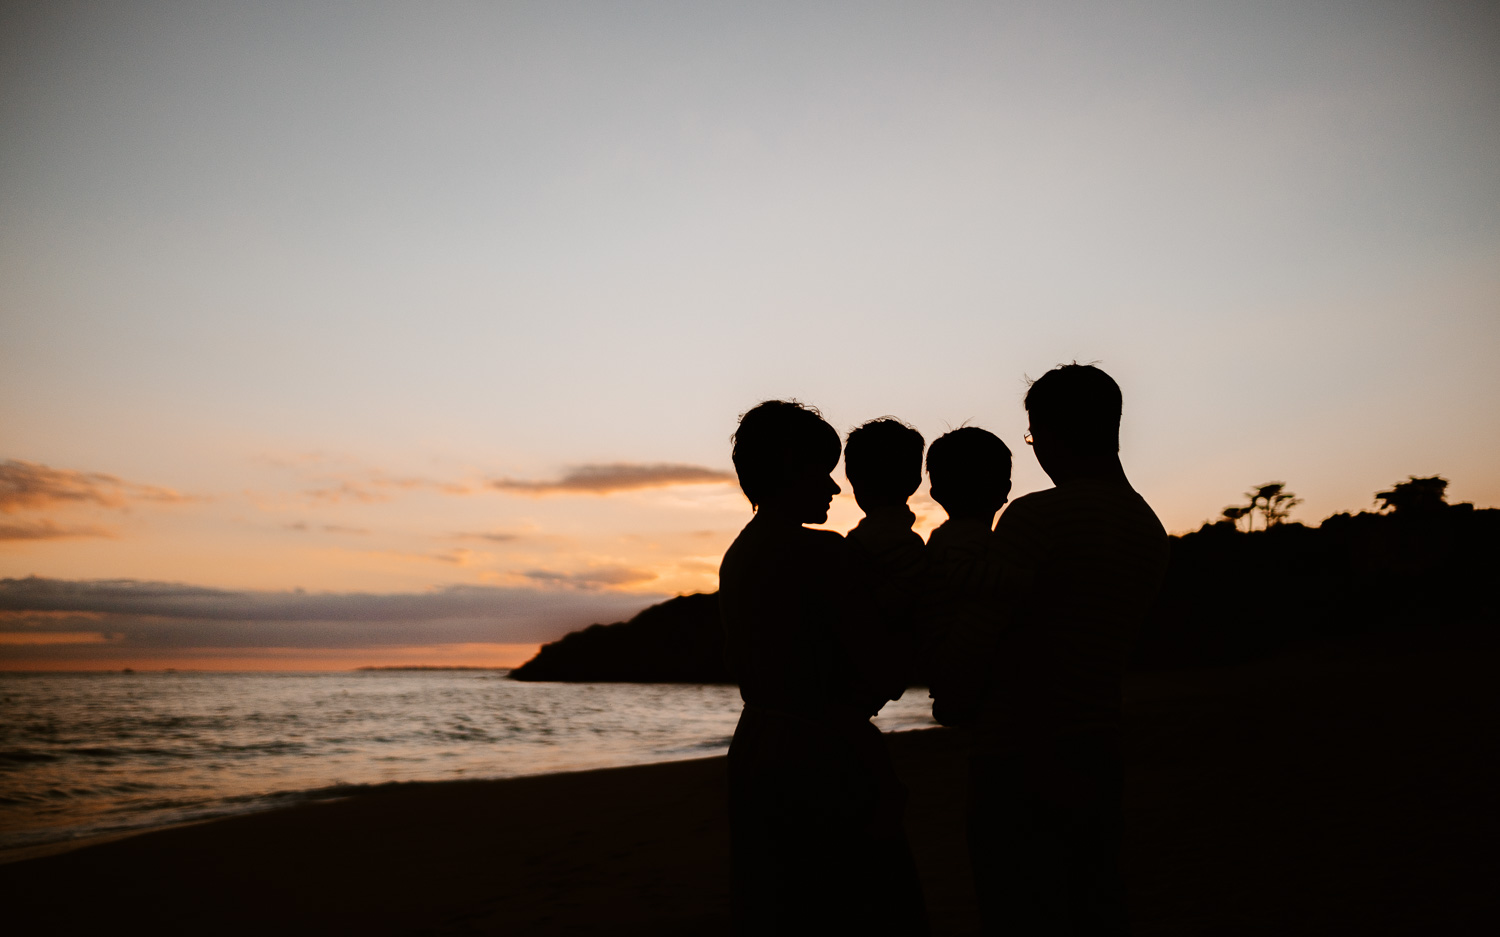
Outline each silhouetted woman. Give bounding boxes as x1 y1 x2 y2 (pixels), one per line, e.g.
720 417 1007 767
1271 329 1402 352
718 400 927 935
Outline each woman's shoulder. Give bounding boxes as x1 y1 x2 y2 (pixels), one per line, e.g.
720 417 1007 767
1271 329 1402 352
796 525 847 549
721 520 844 567
795 526 856 575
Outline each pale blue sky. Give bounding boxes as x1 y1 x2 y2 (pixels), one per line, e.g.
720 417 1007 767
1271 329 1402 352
2 1 1498 664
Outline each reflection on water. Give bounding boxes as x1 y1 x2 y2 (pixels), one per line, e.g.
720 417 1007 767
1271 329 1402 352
0 671 936 852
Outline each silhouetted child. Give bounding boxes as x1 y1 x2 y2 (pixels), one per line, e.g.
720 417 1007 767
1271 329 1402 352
923 427 1013 725
842 418 928 698
926 425 1013 564
844 417 926 565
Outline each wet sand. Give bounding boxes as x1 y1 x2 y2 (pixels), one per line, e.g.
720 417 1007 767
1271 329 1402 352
5 628 1498 935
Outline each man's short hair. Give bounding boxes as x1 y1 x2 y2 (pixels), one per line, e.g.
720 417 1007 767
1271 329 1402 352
1024 363 1122 454
844 417 925 502
926 427 1012 507
731 400 841 509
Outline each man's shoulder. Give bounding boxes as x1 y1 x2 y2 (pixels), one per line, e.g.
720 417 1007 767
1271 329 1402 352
996 482 1167 559
992 487 1056 533
1002 487 1056 514
1008 481 1159 521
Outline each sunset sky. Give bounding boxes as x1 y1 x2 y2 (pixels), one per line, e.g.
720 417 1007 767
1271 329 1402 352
3 1 1498 669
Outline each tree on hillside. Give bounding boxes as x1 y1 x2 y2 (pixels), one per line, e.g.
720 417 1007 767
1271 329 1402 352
1376 475 1448 515
1246 482 1301 529
1221 505 1252 531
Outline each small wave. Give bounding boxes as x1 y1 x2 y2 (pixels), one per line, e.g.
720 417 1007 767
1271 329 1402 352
0 750 61 765
0 672 756 852
115 747 197 760
208 740 307 755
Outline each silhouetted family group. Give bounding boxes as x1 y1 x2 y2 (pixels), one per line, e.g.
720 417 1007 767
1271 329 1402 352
719 364 1169 936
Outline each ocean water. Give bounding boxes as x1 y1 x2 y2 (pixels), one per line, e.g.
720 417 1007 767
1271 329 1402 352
0 671 938 854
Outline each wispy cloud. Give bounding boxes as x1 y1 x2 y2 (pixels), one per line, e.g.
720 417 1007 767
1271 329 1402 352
426 548 488 566
266 459 727 504
0 631 121 645
520 566 659 589
454 530 522 543
0 459 193 513
491 463 733 496
0 576 665 651
304 472 472 504
0 609 105 622
0 519 116 541
285 522 370 535
305 480 396 504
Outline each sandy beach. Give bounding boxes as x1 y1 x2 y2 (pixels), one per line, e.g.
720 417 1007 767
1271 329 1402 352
6 627 1498 936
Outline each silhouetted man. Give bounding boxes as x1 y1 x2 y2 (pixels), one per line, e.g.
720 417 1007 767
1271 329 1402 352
937 364 1168 936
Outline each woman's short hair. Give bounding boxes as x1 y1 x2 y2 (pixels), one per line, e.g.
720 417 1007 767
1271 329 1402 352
731 400 841 509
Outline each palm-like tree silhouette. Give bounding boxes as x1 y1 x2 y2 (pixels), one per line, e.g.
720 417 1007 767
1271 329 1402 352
1224 483 1302 531
1246 482 1301 529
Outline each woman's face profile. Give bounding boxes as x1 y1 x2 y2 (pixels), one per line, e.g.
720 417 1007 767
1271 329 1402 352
772 456 841 525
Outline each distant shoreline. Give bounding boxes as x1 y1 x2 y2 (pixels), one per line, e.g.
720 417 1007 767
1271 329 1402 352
352 665 510 672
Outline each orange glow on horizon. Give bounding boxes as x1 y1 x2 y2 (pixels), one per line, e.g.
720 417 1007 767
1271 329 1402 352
0 642 543 672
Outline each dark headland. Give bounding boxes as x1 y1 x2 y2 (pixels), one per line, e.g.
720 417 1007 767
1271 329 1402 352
509 591 730 682
512 490 1499 682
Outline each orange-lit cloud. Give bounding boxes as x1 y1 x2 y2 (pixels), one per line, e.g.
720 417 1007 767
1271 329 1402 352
285 522 370 535
519 565 659 589
454 530 522 542
305 480 397 503
302 471 472 504
0 459 193 512
0 519 116 541
426 548 490 566
491 463 734 496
